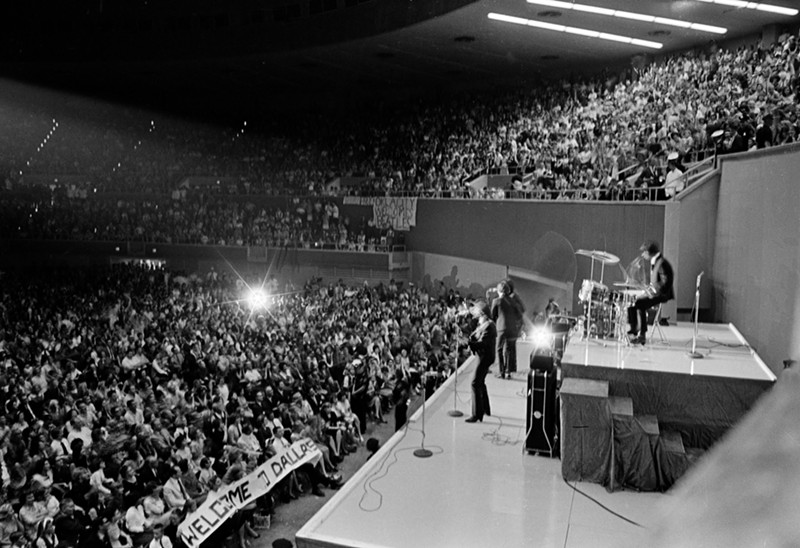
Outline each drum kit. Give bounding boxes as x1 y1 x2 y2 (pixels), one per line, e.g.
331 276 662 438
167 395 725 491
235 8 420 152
575 249 648 341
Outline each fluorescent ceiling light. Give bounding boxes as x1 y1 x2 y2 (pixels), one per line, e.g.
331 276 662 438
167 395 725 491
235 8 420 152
487 12 663 49
696 0 798 16
527 0 728 34
615 11 655 22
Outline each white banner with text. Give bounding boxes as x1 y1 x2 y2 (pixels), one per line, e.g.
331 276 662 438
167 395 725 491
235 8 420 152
178 439 322 547
342 196 418 231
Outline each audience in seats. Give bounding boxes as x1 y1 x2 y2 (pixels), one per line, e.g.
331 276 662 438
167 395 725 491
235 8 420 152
0 264 470 546
2 31 798 203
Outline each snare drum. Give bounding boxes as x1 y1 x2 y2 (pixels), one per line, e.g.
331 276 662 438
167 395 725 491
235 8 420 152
578 279 608 303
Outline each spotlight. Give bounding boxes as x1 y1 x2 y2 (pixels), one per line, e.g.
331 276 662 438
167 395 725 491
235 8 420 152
529 326 553 348
246 288 269 309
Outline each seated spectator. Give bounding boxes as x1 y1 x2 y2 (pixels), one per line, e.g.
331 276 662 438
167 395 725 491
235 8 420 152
148 523 173 548
125 495 155 546
177 460 205 503
0 503 24 547
104 507 133 548
237 423 261 455
88 458 114 498
161 465 189 512
33 518 57 548
142 484 174 529
53 498 89 548
18 490 48 538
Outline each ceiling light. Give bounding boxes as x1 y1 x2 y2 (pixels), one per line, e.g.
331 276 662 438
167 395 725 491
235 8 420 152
615 11 654 22
695 0 798 16
487 12 663 49
527 0 728 34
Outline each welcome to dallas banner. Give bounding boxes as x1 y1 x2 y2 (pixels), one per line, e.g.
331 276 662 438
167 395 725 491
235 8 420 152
178 439 322 547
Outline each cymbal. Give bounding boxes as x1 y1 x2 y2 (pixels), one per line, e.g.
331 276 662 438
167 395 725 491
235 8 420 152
613 282 646 289
575 249 620 265
618 289 647 296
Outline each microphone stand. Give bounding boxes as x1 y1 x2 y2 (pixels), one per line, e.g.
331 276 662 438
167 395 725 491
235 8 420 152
448 315 464 418
688 271 704 359
413 374 434 458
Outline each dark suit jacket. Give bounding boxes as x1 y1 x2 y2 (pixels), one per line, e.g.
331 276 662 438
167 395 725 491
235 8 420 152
491 293 525 334
139 463 168 486
469 320 497 368
650 255 675 301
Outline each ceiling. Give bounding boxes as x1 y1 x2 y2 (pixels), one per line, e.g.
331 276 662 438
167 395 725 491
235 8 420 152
0 0 797 120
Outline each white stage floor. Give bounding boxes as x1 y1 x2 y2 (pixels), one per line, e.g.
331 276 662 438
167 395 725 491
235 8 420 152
297 365 662 548
296 322 772 548
559 322 774 381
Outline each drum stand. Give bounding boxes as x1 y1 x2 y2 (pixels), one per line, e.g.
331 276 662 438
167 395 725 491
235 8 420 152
575 249 621 346
649 304 669 345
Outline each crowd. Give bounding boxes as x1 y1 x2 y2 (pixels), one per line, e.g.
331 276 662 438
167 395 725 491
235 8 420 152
0 195 398 250
0 263 470 547
3 31 799 203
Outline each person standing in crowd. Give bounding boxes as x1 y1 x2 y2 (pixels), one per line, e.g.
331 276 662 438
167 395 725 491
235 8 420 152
756 112 774 149
491 280 525 379
392 370 410 431
466 302 496 423
663 152 686 198
627 240 675 345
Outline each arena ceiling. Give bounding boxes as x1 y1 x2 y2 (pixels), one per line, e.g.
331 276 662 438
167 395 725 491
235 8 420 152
0 0 797 118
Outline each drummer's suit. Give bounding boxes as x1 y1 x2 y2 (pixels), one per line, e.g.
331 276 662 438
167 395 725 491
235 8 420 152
628 255 674 338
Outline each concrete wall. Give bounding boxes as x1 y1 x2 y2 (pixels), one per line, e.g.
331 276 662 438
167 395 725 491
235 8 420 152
713 142 800 373
411 251 506 300
666 171 721 317
406 199 666 313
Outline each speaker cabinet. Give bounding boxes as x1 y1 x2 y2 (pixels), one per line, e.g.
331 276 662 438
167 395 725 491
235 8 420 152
526 368 559 456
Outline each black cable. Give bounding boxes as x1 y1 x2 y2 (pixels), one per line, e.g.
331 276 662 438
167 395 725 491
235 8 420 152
562 478 644 528
480 414 522 446
681 337 712 358
705 336 750 349
357 417 444 512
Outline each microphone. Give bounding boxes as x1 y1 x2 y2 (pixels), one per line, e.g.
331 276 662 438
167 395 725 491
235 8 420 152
452 303 471 317
696 271 704 290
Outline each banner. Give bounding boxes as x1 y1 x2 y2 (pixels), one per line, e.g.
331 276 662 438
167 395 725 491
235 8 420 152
178 439 322 547
373 197 417 231
341 196 418 230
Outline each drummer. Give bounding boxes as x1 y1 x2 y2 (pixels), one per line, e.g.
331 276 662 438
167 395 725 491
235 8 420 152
627 241 674 344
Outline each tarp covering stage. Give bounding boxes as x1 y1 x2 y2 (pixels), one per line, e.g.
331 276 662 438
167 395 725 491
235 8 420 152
561 363 773 451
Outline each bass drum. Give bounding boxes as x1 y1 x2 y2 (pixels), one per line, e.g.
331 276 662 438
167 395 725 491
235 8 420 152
585 301 616 339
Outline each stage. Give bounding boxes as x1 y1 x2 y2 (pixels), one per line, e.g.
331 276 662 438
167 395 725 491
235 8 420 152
296 322 774 548
558 322 774 381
